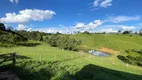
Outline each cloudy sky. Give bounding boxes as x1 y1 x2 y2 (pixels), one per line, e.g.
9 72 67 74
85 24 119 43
0 0 142 33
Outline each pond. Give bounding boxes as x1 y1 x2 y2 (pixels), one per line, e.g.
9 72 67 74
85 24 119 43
88 50 111 57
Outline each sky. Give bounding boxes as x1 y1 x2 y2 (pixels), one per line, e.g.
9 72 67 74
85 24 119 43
0 0 142 33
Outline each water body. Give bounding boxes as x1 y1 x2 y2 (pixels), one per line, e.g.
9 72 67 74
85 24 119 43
88 50 111 57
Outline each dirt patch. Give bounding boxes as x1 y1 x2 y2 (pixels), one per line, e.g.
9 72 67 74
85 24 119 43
99 47 119 54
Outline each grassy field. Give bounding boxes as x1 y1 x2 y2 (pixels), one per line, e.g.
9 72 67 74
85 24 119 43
0 34 142 80
73 34 142 52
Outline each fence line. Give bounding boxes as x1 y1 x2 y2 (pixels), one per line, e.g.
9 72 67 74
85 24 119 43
51 52 131 68
0 53 17 67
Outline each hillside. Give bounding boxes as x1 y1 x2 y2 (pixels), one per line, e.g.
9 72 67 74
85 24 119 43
73 34 142 52
0 34 142 80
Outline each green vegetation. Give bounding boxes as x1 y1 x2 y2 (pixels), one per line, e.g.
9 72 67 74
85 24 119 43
14 30 44 41
0 23 142 80
45 34 82 51
72 33 142 51
122 30 132 34
0 23 28 47
0 23 44 47
118 49 142 66
0 40 142 80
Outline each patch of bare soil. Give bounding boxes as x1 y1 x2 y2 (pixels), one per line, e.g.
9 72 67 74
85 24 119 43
99 47 119 54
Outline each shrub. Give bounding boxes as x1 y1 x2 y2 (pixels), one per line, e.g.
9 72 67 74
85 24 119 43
45 35 82 51
122 30 131 34
118 50 142 66
83 31 91 35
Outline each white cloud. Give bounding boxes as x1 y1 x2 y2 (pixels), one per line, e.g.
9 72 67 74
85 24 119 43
95 24 138 33
43 29 59 33
9 0 19 4
34 28 69 34
74 20 103 30
17 24 33 31
17 24 27 30
0 9 56 23
93 0 101 7
9 0 14 3
100 24 137 31
100 0 112 8
108 15 141 23
120 25 136 31
27 28 32 31
74 23 85 29
25 24 138 34
46 29 64 33
100 28 118 33
93 0 113 8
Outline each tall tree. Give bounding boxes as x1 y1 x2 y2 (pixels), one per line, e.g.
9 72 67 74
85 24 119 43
0 23 6 31
118 30 121 34
139 29 142 36
7 26 13 32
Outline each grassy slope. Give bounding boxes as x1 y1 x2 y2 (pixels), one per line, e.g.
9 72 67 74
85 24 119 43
0 41 78 61
73 34 142 51
0 34 142 79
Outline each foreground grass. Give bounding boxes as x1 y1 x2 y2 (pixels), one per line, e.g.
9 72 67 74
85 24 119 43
0 34 142 80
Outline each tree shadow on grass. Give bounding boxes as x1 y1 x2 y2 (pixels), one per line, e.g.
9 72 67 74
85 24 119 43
0 61 77 80
16 42 41 47
0 61 52 80
0 53 31 65
117 55 142 67
117 55 130 63
0 42 41 48
0 53 31 60
16 54 32 59
0 60 142 80
74 64 142 80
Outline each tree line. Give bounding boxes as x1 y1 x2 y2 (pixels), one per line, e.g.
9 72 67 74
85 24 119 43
0 23 45 47
0 23 27 44
76 30 142 35
0 23 82 50
14 30 44 41
45 34 82 51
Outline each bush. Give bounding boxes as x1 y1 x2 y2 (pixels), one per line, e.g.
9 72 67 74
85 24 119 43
122 31 131 34
10 60 78 80
14 31 43 41
83 31 91 35
0 33 27 44
118 50 142 66
45 34 82 51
